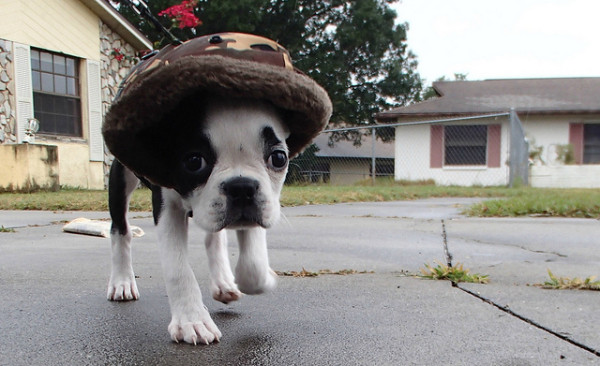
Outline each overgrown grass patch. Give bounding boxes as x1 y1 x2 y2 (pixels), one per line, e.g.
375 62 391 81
465 188 600 218
280 184 512 207
0 188 152 211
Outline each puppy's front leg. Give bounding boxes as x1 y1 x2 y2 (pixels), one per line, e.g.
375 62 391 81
205 231 242 303
107 161 140 301
157 199 221 345
235 227 277 295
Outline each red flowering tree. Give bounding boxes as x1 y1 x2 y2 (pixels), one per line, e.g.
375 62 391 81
158 0 201 29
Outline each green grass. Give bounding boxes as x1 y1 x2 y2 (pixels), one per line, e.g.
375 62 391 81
465 188 600 218
0 188 151 211
0 184 598 219
419 261 489 284
0 225 16 233
280 184 512 206
535 270 600 291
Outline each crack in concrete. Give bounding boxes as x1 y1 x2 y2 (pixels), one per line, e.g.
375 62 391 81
440 219 600 358
444 231 569 259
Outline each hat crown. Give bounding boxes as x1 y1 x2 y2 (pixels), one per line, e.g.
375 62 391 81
118 33 295 98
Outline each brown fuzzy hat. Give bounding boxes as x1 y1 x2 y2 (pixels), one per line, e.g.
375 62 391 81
103 32 332 187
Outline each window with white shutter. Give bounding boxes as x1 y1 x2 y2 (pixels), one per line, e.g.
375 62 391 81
30 48 82 137
13 43 34 143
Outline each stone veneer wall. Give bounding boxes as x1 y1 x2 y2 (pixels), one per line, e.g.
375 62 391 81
99 20 141 187
0 39 16 144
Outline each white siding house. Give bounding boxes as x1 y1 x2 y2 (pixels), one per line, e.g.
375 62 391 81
377 78 600 188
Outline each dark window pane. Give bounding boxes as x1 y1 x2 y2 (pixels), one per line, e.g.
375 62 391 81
66 98 78 116
53 55 66 74
41 72 53 92
55 116 70 135
66 77 76 95
38 113 56 134
66 59 76 76
54 75 66 94
446 146 487 165
40 52 53 72
55 97 67 115
584 124 600 164
40 92 54 111
31 50 40 70
31 49 81 137
444 125 488 165
33 92 82 137
32 71 41 90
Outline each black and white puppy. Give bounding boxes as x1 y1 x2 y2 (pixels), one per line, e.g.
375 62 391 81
107 97 288 345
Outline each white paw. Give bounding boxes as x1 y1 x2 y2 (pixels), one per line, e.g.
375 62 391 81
235 267 277 295
168 306 222 345
107 274 139 301
211 280 242 304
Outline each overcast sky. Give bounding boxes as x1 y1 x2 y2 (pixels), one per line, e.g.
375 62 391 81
392 0 600 85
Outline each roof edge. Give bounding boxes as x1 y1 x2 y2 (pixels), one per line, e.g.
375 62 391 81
376 109 600 123
81 0 153 51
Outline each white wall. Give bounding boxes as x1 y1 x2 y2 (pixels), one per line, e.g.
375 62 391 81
531 165 600 188
394 119 510 186
521 116 570 165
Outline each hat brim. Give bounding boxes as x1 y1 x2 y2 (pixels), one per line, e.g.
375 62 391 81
103 55 332 187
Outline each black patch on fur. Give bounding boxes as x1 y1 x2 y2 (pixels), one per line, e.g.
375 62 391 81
150 185 163 225
261 126 283 160
133 93 217 196
171 131 216 197
108 161 130 236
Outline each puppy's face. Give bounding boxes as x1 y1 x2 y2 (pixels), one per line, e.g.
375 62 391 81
168 98 289 232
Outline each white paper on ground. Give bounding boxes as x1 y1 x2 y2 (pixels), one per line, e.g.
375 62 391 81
62 218 144 238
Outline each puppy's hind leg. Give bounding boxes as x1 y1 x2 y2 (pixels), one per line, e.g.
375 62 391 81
205 231 242 304
235 227 277 295
107 161 140 301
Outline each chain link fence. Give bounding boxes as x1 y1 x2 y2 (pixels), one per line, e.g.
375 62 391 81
287 112 529 187
286 125 396 185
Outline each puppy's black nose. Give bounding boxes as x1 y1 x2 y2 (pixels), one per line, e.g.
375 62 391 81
223 177 259 205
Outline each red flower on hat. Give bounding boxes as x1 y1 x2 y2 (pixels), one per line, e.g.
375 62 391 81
158 0 202 29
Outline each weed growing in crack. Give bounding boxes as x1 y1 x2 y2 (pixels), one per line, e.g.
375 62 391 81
0 226 15 233
419 261 489 284
275 268 374 278
535 269 600 291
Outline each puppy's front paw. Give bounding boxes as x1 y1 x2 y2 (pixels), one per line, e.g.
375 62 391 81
211 280 242 304
169 306 222 345
236 267 277 295
107 274 139 301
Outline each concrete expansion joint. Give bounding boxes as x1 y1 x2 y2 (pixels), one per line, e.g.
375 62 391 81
439 219 600 359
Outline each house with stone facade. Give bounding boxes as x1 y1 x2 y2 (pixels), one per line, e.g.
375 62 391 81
377 78 600 188
0 0 152 191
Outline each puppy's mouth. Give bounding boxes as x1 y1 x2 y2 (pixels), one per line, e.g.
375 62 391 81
223 207 265 229
218 177 268 229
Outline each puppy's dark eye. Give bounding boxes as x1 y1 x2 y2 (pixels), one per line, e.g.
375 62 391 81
268 150 288 170
182 154 207 174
